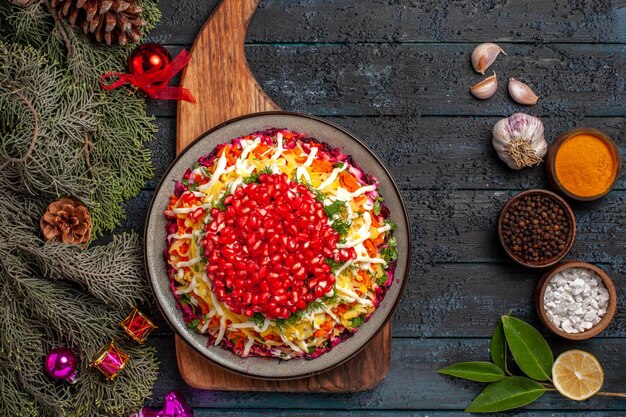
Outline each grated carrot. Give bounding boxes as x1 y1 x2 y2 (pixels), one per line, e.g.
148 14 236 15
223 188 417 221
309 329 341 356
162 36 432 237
363 239 377 258
310 159 333 173
339 172 361 192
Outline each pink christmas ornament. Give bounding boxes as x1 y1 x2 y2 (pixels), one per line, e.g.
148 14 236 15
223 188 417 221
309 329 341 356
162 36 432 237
129 391 193 417
44 347 79 384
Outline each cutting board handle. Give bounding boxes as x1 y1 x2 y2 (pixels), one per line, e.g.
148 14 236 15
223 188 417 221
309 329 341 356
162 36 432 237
176 0 278 153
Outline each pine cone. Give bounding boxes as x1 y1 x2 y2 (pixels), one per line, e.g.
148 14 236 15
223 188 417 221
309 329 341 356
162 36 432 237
40 198 92 245
50 0 146 46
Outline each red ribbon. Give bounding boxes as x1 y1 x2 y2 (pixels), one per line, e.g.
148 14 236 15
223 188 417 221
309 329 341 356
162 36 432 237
99 49 196 103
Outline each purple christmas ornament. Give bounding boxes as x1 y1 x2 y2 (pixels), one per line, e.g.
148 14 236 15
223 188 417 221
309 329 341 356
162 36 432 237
44 347 79 384
129 391 193 417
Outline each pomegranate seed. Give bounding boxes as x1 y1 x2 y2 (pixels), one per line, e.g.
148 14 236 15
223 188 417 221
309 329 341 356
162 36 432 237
201 174 340 318
314 285 325 298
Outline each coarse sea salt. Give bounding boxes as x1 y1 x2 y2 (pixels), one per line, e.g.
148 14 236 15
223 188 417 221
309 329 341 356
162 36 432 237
543 267 609 334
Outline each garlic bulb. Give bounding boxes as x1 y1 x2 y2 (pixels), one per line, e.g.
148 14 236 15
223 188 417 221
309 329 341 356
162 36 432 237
492 113 547 170
471 43 506 74
508 78 539 105
470 72 498 99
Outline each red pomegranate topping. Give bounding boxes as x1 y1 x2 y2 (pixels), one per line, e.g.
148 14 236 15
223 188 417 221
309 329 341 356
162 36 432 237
201 173 356 320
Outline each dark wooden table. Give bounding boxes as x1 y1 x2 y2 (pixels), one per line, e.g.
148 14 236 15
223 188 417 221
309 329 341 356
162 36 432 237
124 1 625 415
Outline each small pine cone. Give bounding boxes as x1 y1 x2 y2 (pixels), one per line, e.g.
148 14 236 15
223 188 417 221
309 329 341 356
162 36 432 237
50 0 146 46
40 198 92 245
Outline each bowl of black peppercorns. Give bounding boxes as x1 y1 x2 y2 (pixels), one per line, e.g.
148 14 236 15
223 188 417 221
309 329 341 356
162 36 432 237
498 189 577 268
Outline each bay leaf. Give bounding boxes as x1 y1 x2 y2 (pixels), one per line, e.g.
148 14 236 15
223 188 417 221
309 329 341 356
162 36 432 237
438 361 505 382
490 322 506 372
465 376 546 413
502 315 553 381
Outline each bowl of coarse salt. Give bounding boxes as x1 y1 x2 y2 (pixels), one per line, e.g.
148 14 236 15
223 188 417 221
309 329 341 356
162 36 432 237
535 261 617 340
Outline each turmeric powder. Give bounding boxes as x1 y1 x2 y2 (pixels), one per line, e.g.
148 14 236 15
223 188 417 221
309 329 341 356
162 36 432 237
554 133 618 197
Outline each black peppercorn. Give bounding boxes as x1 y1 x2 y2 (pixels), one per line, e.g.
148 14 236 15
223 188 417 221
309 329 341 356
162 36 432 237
501 193 573 264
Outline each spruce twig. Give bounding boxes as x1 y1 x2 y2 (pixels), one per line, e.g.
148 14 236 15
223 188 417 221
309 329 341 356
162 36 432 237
0 89 39 171
46 0 74 61
83 131 93 177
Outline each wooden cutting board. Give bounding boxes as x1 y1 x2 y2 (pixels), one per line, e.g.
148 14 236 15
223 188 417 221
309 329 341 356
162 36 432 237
175 0 391 392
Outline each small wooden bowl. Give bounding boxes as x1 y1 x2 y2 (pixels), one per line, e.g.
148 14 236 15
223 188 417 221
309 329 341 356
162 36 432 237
535 261 617 340
546 127 622 201
497 189 576 268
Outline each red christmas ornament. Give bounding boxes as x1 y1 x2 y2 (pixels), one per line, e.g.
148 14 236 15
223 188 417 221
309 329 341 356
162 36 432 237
120 307 157 344
99 43 196 103
128 43 172 76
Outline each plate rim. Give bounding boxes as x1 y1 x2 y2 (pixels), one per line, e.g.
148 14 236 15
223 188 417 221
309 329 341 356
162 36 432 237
144 110 412 380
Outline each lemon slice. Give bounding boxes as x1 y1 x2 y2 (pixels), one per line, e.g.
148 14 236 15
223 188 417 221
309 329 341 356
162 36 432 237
553 349 604 401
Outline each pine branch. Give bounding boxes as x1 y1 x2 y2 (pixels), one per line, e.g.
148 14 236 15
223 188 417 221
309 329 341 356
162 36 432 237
0 2 162 415
21 233 151 309
0 372 39 417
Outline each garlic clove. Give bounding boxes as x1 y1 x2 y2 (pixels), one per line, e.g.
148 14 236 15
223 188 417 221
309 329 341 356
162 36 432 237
470 71 498 100
471 43 506 75
508 78 539 105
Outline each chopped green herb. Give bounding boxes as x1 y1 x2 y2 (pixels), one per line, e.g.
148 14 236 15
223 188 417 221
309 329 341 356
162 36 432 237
381 236 398 263
249 313 265 328
307 301 323 311
188 183 198 192
307 346 316 354
315 191 328 202
243 166 273 184
332 219 352 236
373 197 383 215
386 220 397 231
181 178 189 186
323 200 345 218
179 294 192 307
349 315 366 328
325 258 342 271
242 174 257 184
376 272 389 286
186 318 200 329
212 190 232 211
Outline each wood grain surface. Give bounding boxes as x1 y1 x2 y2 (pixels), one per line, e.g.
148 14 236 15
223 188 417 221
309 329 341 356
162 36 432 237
176 0 277 151
175 0 392 392
132 0 625 413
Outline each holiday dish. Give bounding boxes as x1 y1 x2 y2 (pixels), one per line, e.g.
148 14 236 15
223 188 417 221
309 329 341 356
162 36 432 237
164 128 397 359
145 112 409 379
